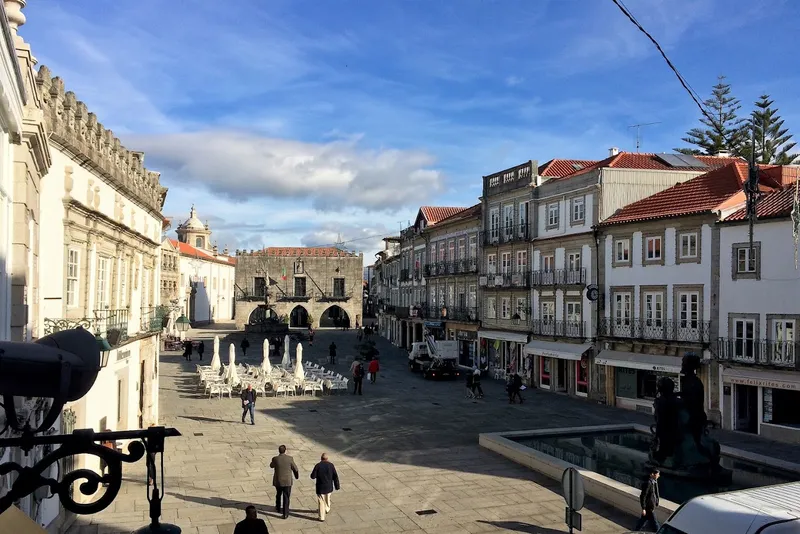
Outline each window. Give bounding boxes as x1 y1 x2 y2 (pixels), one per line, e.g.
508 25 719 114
566 302 581 322
773 319 795 363
613 292 631 325
733 318 756 360
519 202 529 236
253 277 266 297
447 285 454 307
678 291 699 329
516 250 528 272
212 277 217 290
511 297 524 321
119 259 128 307
735 244 759 276
501 252 512 273
468 235 477 258
96 257 109 309
680 233 698 259
547 203 559 228
576 361 588 396
195 237 203 248
448 240 455 260
644 292 663 326
645 236 662 261
567 252 581 271
542 255 554 272
541 301 555 323
430 287 437 308
457 238 465 260
503 205 514 238
333 278 346 298
489 207 500 241
540 358 551 388
487 254 497 274
144 270 151 307
468 285 476 309
294 277 307 297
429 244 436 264
571 197 585 223
501 297 510 319
615 239 630 263
66 249 79 307
438 242 445 262
487 297 496 319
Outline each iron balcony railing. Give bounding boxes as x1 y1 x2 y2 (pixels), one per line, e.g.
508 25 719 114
413 268 422 281
235 285 268 301
276 291 312 302
141 306 168 333
44 308 130 346
479 270 532 289
318 291 352 302
400 268 411 282
481 222 531 246
531 319 586 338
445 306 479 322
531 268 587 286
716 338 800 369
425 259 480 277
599 317 712 344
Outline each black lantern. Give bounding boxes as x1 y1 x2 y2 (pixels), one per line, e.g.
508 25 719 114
175 314 191 333
96 333 112 367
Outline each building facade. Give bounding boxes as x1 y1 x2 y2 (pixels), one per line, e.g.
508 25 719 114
234 247 363 330
35 62 166 517
716 169 800 444
374 238 400 342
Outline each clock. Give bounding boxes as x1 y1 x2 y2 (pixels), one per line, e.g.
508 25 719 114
586 284 600 302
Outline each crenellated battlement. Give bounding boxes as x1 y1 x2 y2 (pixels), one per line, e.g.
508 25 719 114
35 65 168 214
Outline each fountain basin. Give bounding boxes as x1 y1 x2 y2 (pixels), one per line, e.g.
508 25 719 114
479 424 800 524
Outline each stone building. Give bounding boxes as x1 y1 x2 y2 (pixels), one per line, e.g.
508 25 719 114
235 247 363 330
159 237 180 307
374 238 400 341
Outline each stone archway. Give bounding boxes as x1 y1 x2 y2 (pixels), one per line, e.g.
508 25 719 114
248 305 277 325
320 305 350 328
289 305 309 328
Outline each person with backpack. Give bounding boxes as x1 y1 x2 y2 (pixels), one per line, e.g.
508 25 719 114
350 359 364 395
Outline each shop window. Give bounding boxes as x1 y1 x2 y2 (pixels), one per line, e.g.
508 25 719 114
576 360 588 396
615 367 680 400
540 358 551 389
763 388 800 427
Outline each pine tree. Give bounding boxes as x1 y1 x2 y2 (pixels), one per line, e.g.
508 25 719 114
739 95 798 164
676 76 746 156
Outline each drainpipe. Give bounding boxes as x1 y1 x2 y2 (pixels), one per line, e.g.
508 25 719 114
592 226 602 402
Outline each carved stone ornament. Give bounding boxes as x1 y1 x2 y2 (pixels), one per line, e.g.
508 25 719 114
93 186 100 209
86 179 94 206
35 65 168 214
64 165 73 194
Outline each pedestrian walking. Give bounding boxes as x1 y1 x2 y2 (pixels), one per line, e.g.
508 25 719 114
233 505 269 534
634 468 661 532
308 326 315 346
367 358 379 384
310 453 340 522
350 359 364 395
328 342 337 365
241 384 256 425
197 340 205 361
465 370 474 398
183 339 193 361
357 328 363 342
471 367 484 399
240 337 250 357
270 445 299 519
508 372 524 404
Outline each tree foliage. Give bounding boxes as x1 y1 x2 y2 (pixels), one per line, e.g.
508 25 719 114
739 94 798 165
677 76 746 156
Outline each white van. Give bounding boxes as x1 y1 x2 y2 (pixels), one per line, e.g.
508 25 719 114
656 482 800 533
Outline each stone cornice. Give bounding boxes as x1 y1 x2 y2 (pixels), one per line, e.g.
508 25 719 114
36 65 168 215
64 197 161 250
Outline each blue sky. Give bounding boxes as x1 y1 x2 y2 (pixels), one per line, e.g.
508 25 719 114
23 0 800 261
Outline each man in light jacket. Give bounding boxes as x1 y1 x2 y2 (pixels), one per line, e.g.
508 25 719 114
310 453 340 521
270 445 299 519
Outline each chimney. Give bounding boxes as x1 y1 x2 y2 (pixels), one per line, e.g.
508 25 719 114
713 150 731 158
609 147 620 157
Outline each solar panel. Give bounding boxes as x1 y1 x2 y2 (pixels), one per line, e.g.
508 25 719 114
571 162 584 170
655 153 689 167
655 153 708 169
675 153 708 168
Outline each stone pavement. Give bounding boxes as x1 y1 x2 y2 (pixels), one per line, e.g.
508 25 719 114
66 325 800 534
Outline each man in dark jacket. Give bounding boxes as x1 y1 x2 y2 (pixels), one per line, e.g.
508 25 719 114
329 342 337 365
310 452 340 521
197 340 205 361
241 385 256 425
233 505 269 534
509 372 524 404
183 339 193 361
270 445 299 519
635 468 661 532
240 337 250 357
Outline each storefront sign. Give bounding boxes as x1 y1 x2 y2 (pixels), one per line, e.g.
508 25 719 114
725 376 799 391
424 321 443 328
457 330 477 341
595 357 680 374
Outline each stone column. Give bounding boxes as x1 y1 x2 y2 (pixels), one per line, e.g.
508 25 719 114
5 0 51 341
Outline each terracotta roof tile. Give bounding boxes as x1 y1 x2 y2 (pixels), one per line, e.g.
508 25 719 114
257 247 357 258
420 206 467 225
433 203 481 226
168 239 237 265
726 170 800 221
599 162 751 226
538 159 598 177
559 152 744 180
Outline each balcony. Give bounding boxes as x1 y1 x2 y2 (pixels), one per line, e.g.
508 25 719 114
599 318 712 344
481 222 531 246
317 291 352 302
400 268 411 282
716 338 800 369
413 268 422 281
277 292 312 302
235 286 268 301
531 319 586 338
141 306 168 333
531 268 586 286
479 270 532 289
44 308 130 346
445 306 479 322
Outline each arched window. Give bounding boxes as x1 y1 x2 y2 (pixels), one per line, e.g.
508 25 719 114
195 237 204 248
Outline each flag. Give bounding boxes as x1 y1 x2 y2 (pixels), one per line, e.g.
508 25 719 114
281 267 287 280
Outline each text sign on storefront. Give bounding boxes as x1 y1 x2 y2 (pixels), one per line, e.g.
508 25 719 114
726 376 799 391
424 321 443 328
457 330 477 341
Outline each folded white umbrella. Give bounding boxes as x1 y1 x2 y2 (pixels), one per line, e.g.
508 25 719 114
282 335 291 367
294 343 305 381
261 339 272 374
226 343 240 386
210 335 221 370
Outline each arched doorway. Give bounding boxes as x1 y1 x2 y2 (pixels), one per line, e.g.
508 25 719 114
320 305 350 328
248 305 277 325
289 306 309 328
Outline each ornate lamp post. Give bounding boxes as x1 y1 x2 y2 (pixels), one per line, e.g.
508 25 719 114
175 314 191 334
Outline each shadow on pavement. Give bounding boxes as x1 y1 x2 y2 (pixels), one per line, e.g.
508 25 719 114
478 520 570 533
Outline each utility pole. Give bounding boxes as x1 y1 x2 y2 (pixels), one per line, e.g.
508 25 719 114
627 122 661 152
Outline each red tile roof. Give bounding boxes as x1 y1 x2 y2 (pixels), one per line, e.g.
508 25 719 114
420 206 467 225
599 162 752 226
433 203 481 226
559 152 744 180
168 239 236 265
538 159 598 177
726 173 800 222
257 247 357 258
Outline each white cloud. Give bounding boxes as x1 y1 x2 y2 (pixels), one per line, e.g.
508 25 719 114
505 76 524 87
130 130 445 212
300 222 393 261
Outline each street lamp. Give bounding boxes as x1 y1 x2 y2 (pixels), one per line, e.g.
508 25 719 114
95 333 112 368
175 314 191 333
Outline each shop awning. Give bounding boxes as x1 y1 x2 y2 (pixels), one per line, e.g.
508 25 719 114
722 367 800 391
0 506 47 534
478 330 528 344
595 350 682 374
523 340 592 360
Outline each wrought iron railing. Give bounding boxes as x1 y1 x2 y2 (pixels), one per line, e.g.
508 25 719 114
44 308 130 346
481 222 531 245
598 317 711 343
480 270 532 289
140 306 167 333
716 338 800 369
531 268 586 286
400 268 411 282
531 319 586 338
446 306 479 322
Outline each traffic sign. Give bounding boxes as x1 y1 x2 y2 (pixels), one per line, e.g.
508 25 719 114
561 467 585 511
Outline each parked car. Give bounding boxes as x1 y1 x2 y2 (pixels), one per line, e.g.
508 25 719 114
422 358 460 380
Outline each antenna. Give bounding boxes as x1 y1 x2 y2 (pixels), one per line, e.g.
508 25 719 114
334 233 346 250
628 122 661 152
